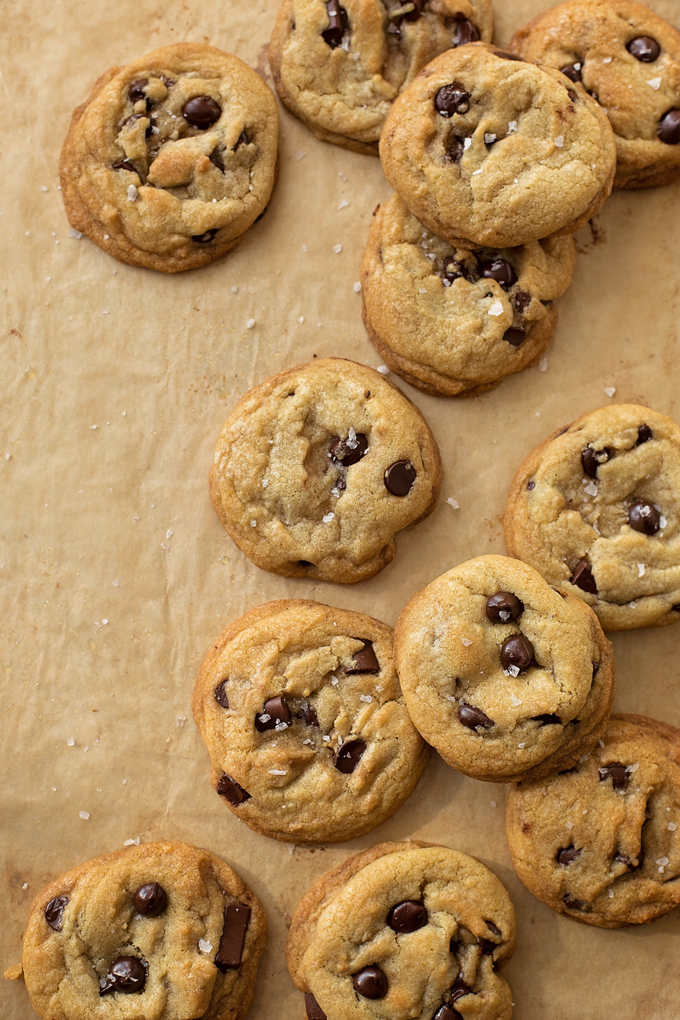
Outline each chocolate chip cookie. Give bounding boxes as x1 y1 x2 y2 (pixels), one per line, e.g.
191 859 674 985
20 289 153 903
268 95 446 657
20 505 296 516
20 840 266 1020
510 0 680 189
379 42 616 248
507 714 680 927
60 43 279 272
209 358 442 583
361 193 576 397
192 600 427 843
393 555 615 783
269 0 494 155
287 840 515 1020
504 403 680 631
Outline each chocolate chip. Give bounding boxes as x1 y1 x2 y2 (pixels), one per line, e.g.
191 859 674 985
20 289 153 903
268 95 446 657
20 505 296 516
582 446 610 476
112 159 137 173
561 62 582 82
345 640 380 674
500 634 534 673
480 258 517 290
450 15 480 45
598 763 629 790
214 680 229 709
533 714 561 725
330 432 368 466
614 852 632 866
627 36 660 62
99 957 147 995
486 591 524 623
334 739 366 773
568 88 579 102
215 903 250 971
637 424 653 445
628 499 661 534
494 49 525 61
556 846 582 865
192 229 218 244
133 882 167 916
255 694 292 732
503 326 526 346
183 95 222 129
387 900 427 933
124 113 155 137
44 895 68 931
435 82 471 117
235 130 250 149
570 560 598 595
659 109 680 144
514 291 531 313
402 0 425 21
485 919 502 937
300 702 319 727
128 79 149 103
459 703 494 730
384 460 416 496
449 972 471 1002
322 0 348 47
434 1007 463 1020
352 965 388 999
478 937 496 954
217 773 251 805
305 993 327 1020
527 480 535 490
445 133 466 163
297 560 314 568
563 895 590 911
210 146 226 172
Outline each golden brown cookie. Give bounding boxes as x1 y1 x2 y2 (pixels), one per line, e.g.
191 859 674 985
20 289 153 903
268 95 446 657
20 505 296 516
504 403 680 631
60 43 279 272
510 0 680 189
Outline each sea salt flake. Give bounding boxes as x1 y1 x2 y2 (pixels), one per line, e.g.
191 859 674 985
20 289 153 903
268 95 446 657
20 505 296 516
447 696 457 703
472 168 483 176
251 520 257 527
166 529 173 539
123 837 140 846
323 512 335 523
647 77 662 90
231 285 238 293
331 677 339 686
464 137 472 149
275 720 289 731
338 199 349 210
659 515 667 528
322 735 331 742
510 696 522 706
376 365 389 375
298 316 305 324
554 135 564 147
584 481 597 496
626 763 639 773
507 121 517 133
262 479 269 488
246 318 256 328
566 821 574 829
518 741 526 748
353 282 362 293
79 811 90 820
637 563 645 577
296 151 306 161
657 856 669 866
447 498 460 509
488 300 504 317
333 244 342 253
90 424 98 430
258 713 271 724
605 386 616 397
360 694 372 703
669 822 677 831
608 888 614 898
68 228 83 238
176 716 186 727
603 56 612 63
461 637 473 647
199 938 213 953
504 665 520 678
127 185 139 202
538 357 549 372
303 738 313 745
67 737 75 746
419 287 427 294
268 769 287 775
484 132 496 144
490 800 497 808
629 601 637 609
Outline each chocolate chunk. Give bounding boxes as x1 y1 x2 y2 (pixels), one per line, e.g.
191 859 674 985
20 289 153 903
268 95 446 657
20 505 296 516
345 640 380 674
235 130 250 149
384 460 416 496
500 633 534 673
480 258 517 290
449 972 471 1002
330 432 368 466
658 109 680 144
334 739 366 773
192 229 219 244
435 1007 463 1020
459 703 494 730
387 900 427 933
214 680 229 709
485 591 523 623
628 499 661 534
44 895 68 931
305 993 327 1020
627 36 660 62
435 82 471 117
637 424 653 445
556 846 582 865
570 560 597 595
300 702 319 727
445 134 466 163
129 79 149 103
133 882 167 916
533 714 561 725
450 15 480 46
402 0 425 21
478 936 496 954
352 965 388 999
99 956 147 995
322 0 348 47
485 919 502 937
217 773 251 805
215 903 250 971
563 895 590 911
503 326 526 346
255 694 292 732
561 62 582 82
598 762 629 790
582 446 610 477
515 290 531 313
183 95 222 129
112 158 137 173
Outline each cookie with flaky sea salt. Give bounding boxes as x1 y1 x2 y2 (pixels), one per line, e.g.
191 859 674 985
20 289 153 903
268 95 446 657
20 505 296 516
287 840 515 1020
361 193 576 397
209 358 442 584
510 0 680 189
379 42 616 248
504 403 680 631
269 0 494 155
506 714 680 927
192 600 428 843
60 43 278 273
19 840 266 1020
393 555 615 783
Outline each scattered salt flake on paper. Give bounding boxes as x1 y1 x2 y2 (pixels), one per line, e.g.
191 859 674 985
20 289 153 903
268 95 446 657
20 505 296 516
268 769 287 775
554 135 564 147
338 199 349 210
538 357 549 372
447 498 460 509
647 77 662 90
68 228 83 239
231 285 238 293
323 512 335 523
298 316 305 324
67 737 75 746
79 811 90 820
333 244 342 253
353 281 362 293
166 529 173 539
461 637 473 647
490 800 497 808
176 716 186 727
360 694 372 703
123 837 140 846
90 424 98 430
246 318 255 329
127 185 139 202
199 938 213 953
605 386 616 397
637 563 645 577
488 300 504 317
376 365 389 375
669 822 677 831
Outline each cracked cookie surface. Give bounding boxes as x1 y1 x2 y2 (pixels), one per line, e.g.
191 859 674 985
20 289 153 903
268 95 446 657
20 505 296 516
60 43 279 272
361 193 576 396
393 555 615 782
504 403 680 631
287 841 515 1020
506 714 680 927
379 42 616 247
209 358 442 584
269 0 494 154
192 600 427 843
510 0 680 189
20 840 266 1020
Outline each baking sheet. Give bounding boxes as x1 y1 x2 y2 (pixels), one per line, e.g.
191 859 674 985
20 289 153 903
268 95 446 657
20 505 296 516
1 0 680 1017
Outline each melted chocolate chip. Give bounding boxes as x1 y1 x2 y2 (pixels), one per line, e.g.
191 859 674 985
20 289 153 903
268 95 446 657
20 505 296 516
387 900 427 933
352 965 388 999
128 79 149 103
570 560 598 595
215 903 250 971
334 739 366 773
435 82 471 117
384 460 416 496
300 702 319 727
563 895 590 911
459 703 494 730
322 0 348 47
485 919 502 937
500 633 534 673
445 133 466 163
345 640 380 674
561 62 583 82
450 15 480 45
478 936 496 955
494 49 525 61
582 446 610 476
210 146 226 172
330 432 368 466
183 95 222 129
124 113 155 137
503 326 526 346
217 773 251 805
480 258 517 290
556 846 582 865
255 694 292 732
44 895 68 931
235 130 250 149
449 972 471 1002
533 713 561 725
627 36 660 62
305 993 327 1020
133 882 167 916
659 109 680 144
486 591 524 623
193 229 218 243
99 957 147 995
112 158 137 173
637 424 653 445
628 499 661 534
214 680 229 709
435 1007 463 1020
515 290 531 313
598 763 629 790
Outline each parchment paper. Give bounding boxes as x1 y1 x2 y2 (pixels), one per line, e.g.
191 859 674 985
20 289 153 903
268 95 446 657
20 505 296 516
2 1 680 1017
